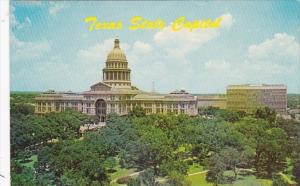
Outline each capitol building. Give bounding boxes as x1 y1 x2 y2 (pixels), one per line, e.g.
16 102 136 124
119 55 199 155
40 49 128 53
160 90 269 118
35 38 287 121
35 38 199 122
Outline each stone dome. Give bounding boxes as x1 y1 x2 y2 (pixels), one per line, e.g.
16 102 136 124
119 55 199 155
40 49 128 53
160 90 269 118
107 38 127 62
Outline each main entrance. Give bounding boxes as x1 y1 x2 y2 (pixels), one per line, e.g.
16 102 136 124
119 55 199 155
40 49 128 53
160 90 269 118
95 99 106 122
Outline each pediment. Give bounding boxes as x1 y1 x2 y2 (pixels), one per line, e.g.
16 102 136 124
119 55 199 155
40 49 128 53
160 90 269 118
90 82 111 91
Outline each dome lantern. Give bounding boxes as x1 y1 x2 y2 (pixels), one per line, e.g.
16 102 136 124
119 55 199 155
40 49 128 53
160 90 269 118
114 37 120 48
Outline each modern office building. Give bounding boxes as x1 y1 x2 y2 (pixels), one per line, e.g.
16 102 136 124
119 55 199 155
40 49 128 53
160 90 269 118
226 84 287 114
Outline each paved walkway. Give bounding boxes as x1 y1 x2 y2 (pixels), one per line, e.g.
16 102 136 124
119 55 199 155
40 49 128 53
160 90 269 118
188 170 208 176
111 170 208 184
129 170 143 176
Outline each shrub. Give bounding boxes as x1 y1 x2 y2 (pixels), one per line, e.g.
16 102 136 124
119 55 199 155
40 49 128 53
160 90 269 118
116 176 132 184
272 174 288 186
185 159 193 165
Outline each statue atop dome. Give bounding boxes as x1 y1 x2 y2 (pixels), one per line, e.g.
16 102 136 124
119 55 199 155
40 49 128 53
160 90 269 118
114 36 120 48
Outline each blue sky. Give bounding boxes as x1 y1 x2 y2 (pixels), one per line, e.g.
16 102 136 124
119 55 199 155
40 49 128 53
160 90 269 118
10 1 300 93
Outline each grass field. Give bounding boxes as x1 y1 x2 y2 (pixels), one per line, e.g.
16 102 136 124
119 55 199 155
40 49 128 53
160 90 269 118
109 162 274 186
188 172 213 186
222 175 272 186
109 159 136 186
188 172 272 186
188 163 204 174
110 166 136 181
19 155 37 169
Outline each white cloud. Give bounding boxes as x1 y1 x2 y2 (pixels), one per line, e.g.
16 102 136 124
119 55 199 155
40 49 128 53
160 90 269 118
199 33 300 92
123 13 235 92
205 60 293 78
220 14 234 29
201 35 300 88
132 41 153 54
205 60 230 71
200 58 297 92
11 55 75 91
154 26 219 62
248 33 300 61
77 38 130 63
11 34 51 62
153 13 234 62
49 2 65 16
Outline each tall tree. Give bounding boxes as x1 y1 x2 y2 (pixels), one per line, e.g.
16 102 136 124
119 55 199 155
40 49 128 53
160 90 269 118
292 158 300 186
254 107 276 125
128 106 146 118
219 147 241 180
205 154 226 186
167 171 191 186
234 117 289 177
36 140 110 185
122 125 172 174
11 161 36 186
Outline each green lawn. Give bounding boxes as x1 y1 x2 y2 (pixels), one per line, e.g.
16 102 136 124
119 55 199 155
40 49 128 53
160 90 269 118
188 163 204 174
188 172 272 186
19 155 37 169
279 172 297 185
109 163 273 186
109 160 136 186
18 155 274 186
223 175 272 186
188 172 213 186
110 166 135 181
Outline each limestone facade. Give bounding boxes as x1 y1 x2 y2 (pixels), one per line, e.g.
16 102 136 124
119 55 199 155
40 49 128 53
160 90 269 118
35 38 198 121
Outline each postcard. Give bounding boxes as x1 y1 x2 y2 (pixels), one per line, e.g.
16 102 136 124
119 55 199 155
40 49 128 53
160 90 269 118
7 1 300 186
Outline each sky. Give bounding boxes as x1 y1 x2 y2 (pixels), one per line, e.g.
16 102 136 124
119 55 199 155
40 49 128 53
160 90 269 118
10 1 300 93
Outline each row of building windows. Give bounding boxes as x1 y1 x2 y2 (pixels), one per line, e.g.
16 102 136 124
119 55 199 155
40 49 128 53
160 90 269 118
36 103 189 108
36 105 81 112
106 103 189 109
35 101 195 115
37 102 79 107
106 107 188 115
